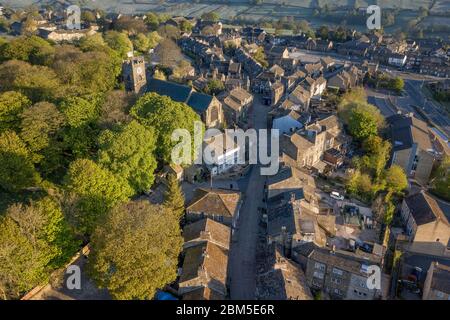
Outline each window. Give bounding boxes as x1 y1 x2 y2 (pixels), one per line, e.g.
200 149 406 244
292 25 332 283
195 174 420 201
332 267 343 276
331 278 341 284
334 288 342 296
314 262 326 271
313 271 324 279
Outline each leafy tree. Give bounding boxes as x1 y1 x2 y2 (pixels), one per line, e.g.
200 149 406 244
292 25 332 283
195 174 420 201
0 36 54 65
0 130 40 192
133 33 151 53
104 31 133 58
98 121 158 194
152 38 183 67
348 107 379 141
153 69 167 80
0 60 61 102
145 12 162 30
59 96 99 128
157 24 180 40
0 197 79 299
62 125 100 160
362 136 392 179
389 77 404 93
430 156 450 201
163 173 185 220
81 10 96 23
0 91 31 132
88 200 183 300
201 12 220 22
64 159 132 234
19 102 65 163
385 165 408 194
130 93 202 163
317 25 329 39
52 47 121 95
171 60 192 80
98 90 134 130
180 20 193 33
253 46 268 68
205 79 225 95
0 214 49 299
346 170 374 202
112 16 147 36
78 33 107 52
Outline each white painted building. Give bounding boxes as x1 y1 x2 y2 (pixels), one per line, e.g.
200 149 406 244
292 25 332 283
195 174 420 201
203 132 240 176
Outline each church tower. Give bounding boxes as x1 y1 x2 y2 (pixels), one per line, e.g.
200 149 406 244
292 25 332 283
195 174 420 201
122 56 147 95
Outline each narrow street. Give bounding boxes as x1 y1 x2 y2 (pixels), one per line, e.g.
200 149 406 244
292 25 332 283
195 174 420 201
228 95 271 299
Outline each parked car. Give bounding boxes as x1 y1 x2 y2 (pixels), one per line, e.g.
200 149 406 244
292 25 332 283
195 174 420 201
330 191 344 201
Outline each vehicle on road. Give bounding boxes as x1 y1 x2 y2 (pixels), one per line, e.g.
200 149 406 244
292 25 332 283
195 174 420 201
330 191 344 201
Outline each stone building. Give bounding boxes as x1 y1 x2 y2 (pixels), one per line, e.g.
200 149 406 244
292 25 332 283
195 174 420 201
400 191 450 256
122 56 147 95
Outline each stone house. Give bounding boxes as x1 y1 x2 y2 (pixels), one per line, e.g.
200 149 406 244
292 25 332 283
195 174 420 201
182 218 231 251
281 115 346 170
386 114 438 185
186 188 242 229
178 240 229 300
256 245 313 300
38 25 98 42
221 87 253 126
261 81 284 106
266 46 289 66
327 67 360 91
400 191 450 256
301 247 384 300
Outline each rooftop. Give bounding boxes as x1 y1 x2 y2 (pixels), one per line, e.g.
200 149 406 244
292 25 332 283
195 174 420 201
186 188 241 218
404 191 449 226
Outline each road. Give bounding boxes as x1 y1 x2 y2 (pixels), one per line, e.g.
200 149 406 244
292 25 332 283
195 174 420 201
228 95 270 300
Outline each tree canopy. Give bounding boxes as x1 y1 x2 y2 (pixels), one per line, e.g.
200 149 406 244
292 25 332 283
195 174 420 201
163 173 185 220
98 121 158 194
0 130 40 192
88 200 183 300
130 93 202 163
0 197 79 299
64 158 132 234
0 91 31 132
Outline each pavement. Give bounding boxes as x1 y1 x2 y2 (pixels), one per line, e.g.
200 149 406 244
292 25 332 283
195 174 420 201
228 95 271 300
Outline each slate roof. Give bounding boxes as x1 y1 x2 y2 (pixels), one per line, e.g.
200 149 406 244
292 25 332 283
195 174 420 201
256 247 313 300
179 241 228 286
387 114 433 152
404 191 449 226
308 247 381 277
183 218 231 250
186 188 241 217
267 166 316 202
188 92 214 114
147 78 214 114
147 78 192 103
182 287 225 300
